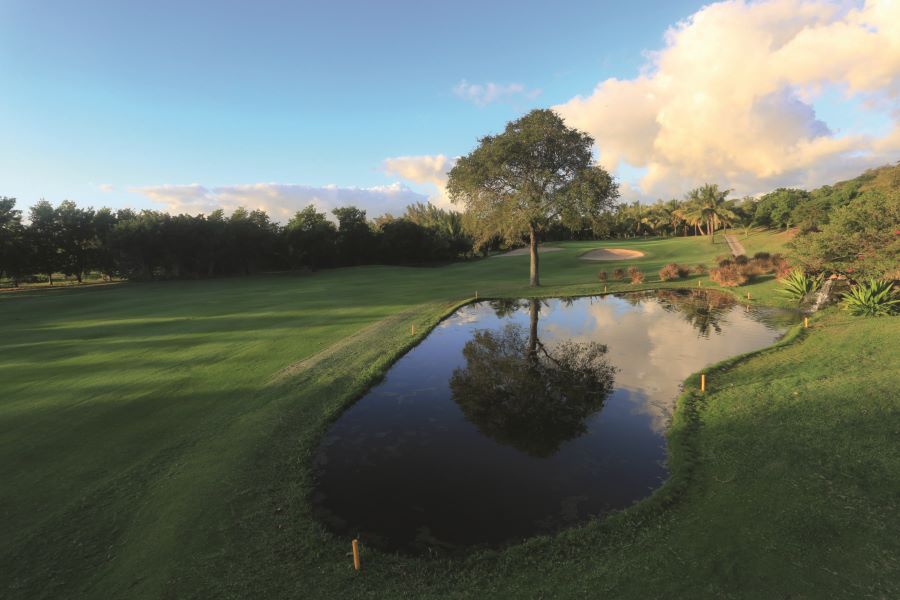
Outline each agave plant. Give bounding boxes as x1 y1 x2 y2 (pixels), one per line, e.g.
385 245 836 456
778 268 824 304
842 279 900 317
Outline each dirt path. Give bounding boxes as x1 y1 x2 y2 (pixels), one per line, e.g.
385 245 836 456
724 233 746 257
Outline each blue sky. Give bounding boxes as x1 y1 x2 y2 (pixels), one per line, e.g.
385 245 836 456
1 0 897 218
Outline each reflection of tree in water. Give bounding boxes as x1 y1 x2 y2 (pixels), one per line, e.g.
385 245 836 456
450 299 616 458
488 298 531 319
654 289 736 337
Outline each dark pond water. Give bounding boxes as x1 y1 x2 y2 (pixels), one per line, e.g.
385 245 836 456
312 290 797 553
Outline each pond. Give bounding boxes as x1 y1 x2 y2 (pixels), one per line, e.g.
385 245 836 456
311 290 797 554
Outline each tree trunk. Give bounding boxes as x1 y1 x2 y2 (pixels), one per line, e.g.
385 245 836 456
528 299 539 356
529 226 540 287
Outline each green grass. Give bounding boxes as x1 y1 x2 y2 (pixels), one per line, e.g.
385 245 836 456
2 232 897 599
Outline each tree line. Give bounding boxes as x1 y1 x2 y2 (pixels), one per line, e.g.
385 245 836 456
0 198 472 285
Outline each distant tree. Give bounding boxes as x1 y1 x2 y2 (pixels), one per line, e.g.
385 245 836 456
200 209 228 276
447 109 618 286
0 197 29 285
28 200 62 284
791 196 831 233
754 188 808 229
684 184 736 242
790 189 900 279
110 210 167 278
332 206 374 266
56 200 97 282
403 202 473 258
285 205 337 270
226 208 277 275
377 218 431 263
91 207 119 280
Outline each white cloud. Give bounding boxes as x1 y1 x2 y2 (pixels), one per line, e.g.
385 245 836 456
382 154 458 208
554 0 900 198
453 79 542 107
97 183 115 193
130 182 428 223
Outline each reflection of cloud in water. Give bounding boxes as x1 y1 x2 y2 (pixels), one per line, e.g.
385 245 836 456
541 295 784 433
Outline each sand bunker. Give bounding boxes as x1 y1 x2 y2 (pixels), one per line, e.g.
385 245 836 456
580 248 645 261
496 246 563 257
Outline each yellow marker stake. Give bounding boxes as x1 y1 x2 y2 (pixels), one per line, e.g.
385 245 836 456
804 316 809 328
475 290 478 299
701 373 706 392
604 285 608 293
747 292 751 300
411 324 415 335
352 539 361 571
698 279 702 288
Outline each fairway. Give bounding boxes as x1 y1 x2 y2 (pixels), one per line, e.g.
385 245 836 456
2 233 898 599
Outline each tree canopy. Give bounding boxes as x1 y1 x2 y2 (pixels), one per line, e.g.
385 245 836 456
447 109 619 286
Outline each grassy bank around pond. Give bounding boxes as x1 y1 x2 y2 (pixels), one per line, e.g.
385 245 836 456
2 231 896 599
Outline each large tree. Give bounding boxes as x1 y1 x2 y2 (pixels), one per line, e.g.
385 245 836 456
447 109 619 286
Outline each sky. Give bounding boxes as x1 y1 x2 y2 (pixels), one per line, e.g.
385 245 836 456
1 0 898 221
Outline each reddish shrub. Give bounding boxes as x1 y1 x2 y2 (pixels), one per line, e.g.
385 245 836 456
597 271 608 282
659 263 682 281
693 263 708 275
710 263 749 287
612 268 626 281
775 263 793 280
629 268 645 284
740 262 766 279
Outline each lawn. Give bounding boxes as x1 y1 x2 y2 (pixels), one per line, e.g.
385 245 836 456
2 231 897 599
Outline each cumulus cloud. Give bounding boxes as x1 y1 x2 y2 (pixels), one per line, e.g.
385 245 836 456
97 183 115 192
382 154 458 208
130 182 428 223
554 0 900 198
453 79 542 106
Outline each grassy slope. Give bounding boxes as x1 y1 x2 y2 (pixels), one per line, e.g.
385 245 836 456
1 232 897 599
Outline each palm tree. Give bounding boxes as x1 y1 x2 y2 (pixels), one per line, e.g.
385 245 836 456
684 184 737 242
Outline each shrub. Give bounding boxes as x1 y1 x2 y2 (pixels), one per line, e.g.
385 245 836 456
612 268 625 281
693 263 708 275
751 255 773 272
842 279 899 317
778 268 824 303
658 263 691 281
753 252 770 260
740 262 766 280
597 271 608 282
774 260 793 280
718 258 733 268
734 254 749 265
629 267 645 284
710 263 749 287
658 263 681 281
